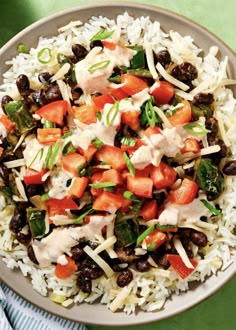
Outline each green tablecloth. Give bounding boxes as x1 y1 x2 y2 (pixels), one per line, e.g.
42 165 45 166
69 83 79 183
0 0 235 329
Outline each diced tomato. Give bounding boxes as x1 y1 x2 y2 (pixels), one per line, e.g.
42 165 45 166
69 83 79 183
167 254 198 279
92 93 114 111
37 128 61 144
77 144 97 162
72 104 97 124
144 229 167 251
0 114 15 133
169 178 198 205
46 197 79 210
93 191 123 212
55 256 77 280
101 169 123 185
109 86 129 100
121 111 140 131
36 100 68 125
139 200 158 221
135 164 152 177
181 138 201 154
120 139 145 156
127 175 153 198
95 145 126 170
150 162 177 190
23 169 47 185
120 74 148 96
168 99 192 126
143 126 161 137
61 152 86 177
151 81 175 105
119 195 132 212
0 147 3 157
68 177 88 198
102 40 117 50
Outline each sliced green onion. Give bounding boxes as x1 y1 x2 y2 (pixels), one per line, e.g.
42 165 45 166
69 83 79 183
123 190 139 202
123 152 135 177
74 208 94 224
44 120 54 128
103 187 114 192
62 141 76 156
43 146 52 169
17 43 28 53
147 242 156 252
88 60 110 73
92 137 104 150
96 111 102 121
41 193 50 201
106 101 119 127
89 182 116 188
136 224 155 245
200 199 222 215
48 141 60 170
108 75 121 83
183 123 211 135
37 48 52 64
155 224 177 231
29 148 44 168
145 98 157 128
121 136 136 147
90 28 114 41
62 131 73 139
79 168 87 177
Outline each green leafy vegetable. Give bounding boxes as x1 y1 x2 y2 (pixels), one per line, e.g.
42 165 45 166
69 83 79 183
196 159 224 195
191 104 213 120
114 219 139 247
27 208 46 238
128 45 145 69
62 141 76 156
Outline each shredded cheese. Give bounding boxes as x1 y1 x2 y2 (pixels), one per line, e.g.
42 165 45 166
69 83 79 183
109 286 131 312
93 236 117 254
83 245 114 277
15 177 28 201
13 132 27 153
3 158 25 168
175 89 194 101
173 237 194 269
215 111 231 147
156 62 189 91
153 106 172 128
51 63 71 82
200 145 221 156
57 79 72 105
144 42 158 79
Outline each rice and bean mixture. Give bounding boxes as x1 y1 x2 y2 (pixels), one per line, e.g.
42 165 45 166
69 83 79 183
0 13 236 313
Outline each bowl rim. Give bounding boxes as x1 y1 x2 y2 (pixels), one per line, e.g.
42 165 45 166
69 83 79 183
0 1 236 326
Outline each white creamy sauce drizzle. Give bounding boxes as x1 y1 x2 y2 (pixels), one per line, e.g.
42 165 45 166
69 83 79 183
32 214 115 266
75 45 135 94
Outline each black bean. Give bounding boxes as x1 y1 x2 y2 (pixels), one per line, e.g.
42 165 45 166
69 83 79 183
72 44 88 61
44 84 62 103
80 264 103 279
15 232 31 246
26 184 44 198
9 206 27 233
184 243 194 258
117 269 133 287
27 245 38 264
155 50 171 68
178 228 192 245
193 93 214 105
157 255 170 269
154 191 166 207
38 72 53 84
1 95 13 110
71 246 85 261
223 160 236 175
209 139 228 165
31 89 46 107
77 273 92 294
190 230 208 247
90 40 103 49
206 191 219 201
0 164 10 184
136 259 150 272
172 62 198 82
110 258 129 272
16 74 30 96
184 167 194 178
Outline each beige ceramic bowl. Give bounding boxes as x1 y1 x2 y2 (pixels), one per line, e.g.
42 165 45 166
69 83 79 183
0 2 236 327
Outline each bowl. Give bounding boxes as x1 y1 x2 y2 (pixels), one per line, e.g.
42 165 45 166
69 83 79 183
0 1 236 327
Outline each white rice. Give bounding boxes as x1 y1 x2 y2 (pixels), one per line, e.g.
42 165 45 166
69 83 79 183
0 12 236 314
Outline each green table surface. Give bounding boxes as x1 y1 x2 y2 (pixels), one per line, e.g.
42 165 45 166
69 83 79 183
0 0 235 329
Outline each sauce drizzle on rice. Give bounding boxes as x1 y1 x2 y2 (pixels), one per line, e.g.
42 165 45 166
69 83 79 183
0 12 236 314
